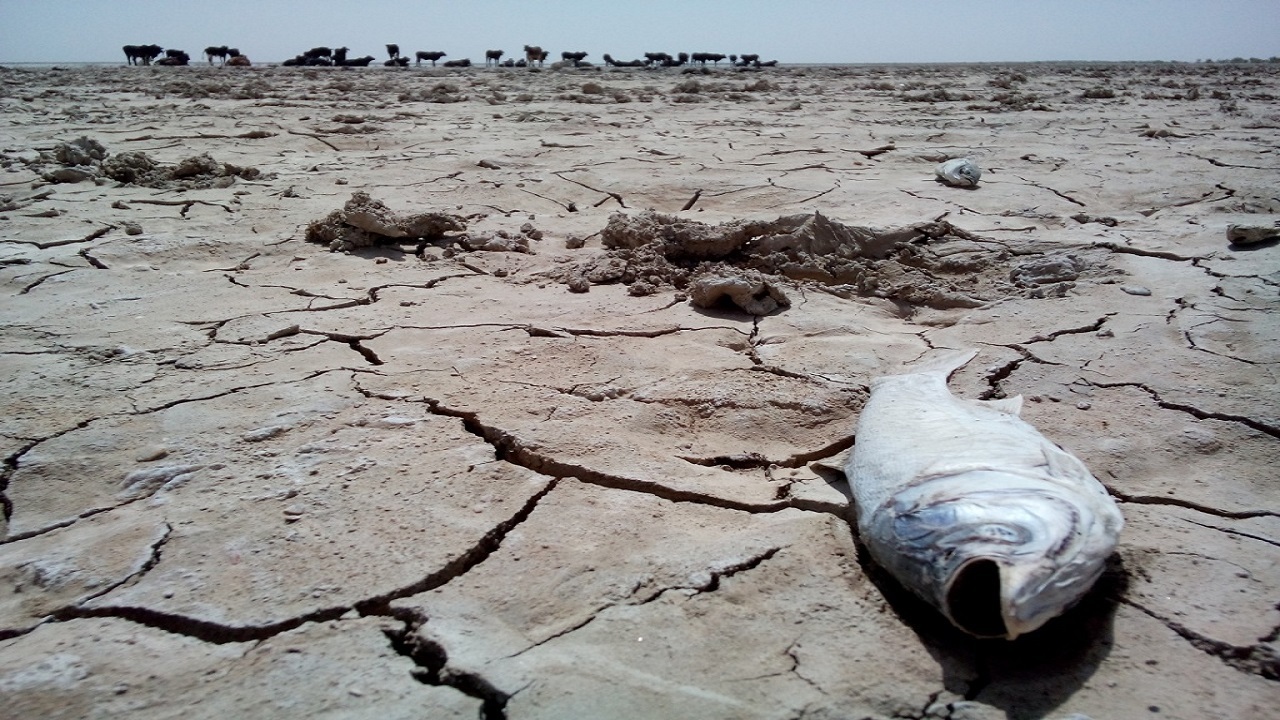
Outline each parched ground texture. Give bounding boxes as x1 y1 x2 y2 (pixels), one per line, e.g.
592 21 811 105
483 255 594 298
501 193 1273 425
0 61 1277 719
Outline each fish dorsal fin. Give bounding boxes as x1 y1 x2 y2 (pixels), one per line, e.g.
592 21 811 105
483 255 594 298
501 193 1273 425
905 349 980 379
979 395 1024 416
1041 440 1095 485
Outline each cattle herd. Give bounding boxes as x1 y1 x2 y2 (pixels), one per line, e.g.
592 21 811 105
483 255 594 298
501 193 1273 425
122 43 777 69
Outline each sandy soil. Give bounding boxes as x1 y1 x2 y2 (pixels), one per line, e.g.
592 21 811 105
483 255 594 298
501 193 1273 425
0 60 1277 719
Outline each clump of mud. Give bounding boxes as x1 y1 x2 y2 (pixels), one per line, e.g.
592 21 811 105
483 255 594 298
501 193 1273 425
40 136 270 189
549 210 1110 312
305 192 467 251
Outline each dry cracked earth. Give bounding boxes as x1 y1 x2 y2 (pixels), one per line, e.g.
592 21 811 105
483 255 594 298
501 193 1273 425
0 61 1277 719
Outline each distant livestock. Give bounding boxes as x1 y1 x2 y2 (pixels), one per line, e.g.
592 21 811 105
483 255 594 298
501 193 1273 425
386 44 401 60
157 50 191 66
227 55 251 67
561 51 588 66
523 45 546 67
603 54 645 68
416 51 447 66
385 57 410 67
442 58 471 67
691 52 726 65
644 52 688 67
485 49 504 66
123 44 163 65
203 45 240 65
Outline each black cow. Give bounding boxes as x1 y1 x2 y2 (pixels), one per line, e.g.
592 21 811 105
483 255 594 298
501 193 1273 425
123 44 163 65
602 54 645 68
157 50 191 66
204 45 230 65
485 49 504 66
384 56 410 67
442 58 471 67
386 44 400 60
415 51 447 66
561 51 588 66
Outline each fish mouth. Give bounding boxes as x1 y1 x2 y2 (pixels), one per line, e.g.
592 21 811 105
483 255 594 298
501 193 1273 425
944 557 1009 638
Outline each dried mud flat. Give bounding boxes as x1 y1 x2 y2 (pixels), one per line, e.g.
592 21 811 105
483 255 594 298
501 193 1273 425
0 61 1277 719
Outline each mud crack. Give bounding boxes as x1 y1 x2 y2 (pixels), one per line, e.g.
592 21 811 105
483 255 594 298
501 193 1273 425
1119 597 1279 681
384 609 513 720
1088 380 1280 439
505 546 782 660
43 479 559 645
423 397 796 514
1102 478 1278 520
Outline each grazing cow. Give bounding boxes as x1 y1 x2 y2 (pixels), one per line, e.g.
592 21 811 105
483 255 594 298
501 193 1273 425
602 54 645 68
644 52 687 67
523 45 544 66
123 45 161 65
415 51 447 66
561 51 588 66
485 49 504 66
386 44 400 60
204 46 230 65
442 58 472 68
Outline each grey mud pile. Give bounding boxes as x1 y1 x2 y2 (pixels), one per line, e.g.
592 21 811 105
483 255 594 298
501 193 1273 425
0 61 1277 719
549 209 1116 311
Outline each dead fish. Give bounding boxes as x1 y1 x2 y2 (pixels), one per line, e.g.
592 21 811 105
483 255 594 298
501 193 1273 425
846 349 1123 639
935 158 982 187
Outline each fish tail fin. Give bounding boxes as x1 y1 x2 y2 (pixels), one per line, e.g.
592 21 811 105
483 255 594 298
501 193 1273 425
906 348 979 379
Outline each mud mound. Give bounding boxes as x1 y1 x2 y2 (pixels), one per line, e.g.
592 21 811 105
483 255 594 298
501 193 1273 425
551 210 1096 311
40 137 270 189
305 192 467 252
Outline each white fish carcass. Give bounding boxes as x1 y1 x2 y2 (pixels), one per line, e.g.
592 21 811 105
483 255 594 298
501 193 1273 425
846 349 1123 639
935 158 982 187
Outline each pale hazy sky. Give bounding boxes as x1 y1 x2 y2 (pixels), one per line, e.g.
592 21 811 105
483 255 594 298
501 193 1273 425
1 0 1276 64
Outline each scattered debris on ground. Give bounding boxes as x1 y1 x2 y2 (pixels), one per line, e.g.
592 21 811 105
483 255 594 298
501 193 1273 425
38 136 270 189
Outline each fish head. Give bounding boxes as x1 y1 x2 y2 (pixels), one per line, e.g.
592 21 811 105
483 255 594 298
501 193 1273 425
873 471 1121 640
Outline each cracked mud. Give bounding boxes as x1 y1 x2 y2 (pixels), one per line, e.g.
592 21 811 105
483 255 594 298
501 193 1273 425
1 61 1278 719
